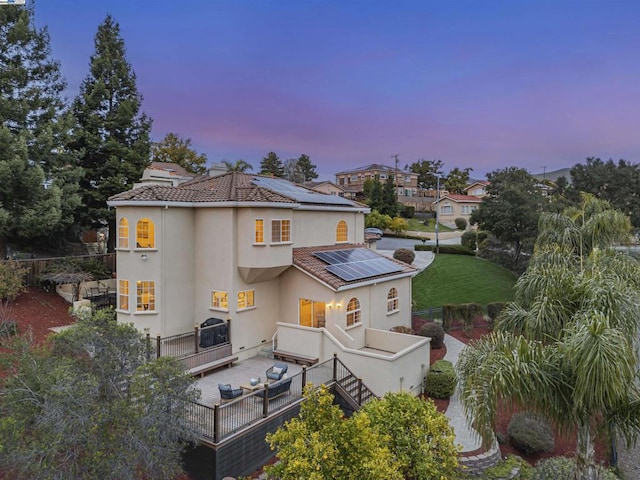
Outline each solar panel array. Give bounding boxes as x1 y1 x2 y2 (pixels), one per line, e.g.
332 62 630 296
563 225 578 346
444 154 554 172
252 176 357 207
313 248 404 282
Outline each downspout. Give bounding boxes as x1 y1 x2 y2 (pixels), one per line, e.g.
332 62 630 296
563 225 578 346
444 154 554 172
161 205 166 336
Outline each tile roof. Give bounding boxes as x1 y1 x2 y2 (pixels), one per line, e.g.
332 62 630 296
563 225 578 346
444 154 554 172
435 194 482 203
109 172 307 204
293 244 416 291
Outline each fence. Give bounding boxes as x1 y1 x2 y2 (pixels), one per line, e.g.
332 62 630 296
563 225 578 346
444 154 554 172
150 321 232 359
13 253 116 286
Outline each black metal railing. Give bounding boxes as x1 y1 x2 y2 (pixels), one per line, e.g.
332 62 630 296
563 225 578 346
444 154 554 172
152 321 232 359
192 354 375 444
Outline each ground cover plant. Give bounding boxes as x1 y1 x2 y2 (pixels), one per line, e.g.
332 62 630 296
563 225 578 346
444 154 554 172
412 254 516 310
405 217 455 233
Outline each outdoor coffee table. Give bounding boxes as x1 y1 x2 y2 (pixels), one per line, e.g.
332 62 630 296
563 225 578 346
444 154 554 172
240 383 263 393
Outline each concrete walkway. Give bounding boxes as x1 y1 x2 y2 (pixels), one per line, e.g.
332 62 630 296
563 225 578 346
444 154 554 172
443 334 483 452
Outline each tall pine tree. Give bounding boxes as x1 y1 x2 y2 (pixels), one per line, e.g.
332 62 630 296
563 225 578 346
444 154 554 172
0 3 80 256
72 15 151 251
259 151 284 177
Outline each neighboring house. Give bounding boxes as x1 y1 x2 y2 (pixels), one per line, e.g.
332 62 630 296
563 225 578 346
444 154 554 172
107 172 429 396
464 181 489 197
133 162 194 188
302 180 352 199
433 194 482 228
335 164 419 202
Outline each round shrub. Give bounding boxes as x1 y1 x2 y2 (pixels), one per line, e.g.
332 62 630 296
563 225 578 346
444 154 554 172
507 412 554 456
454 217 467 230
393 248 415 265
418 322 445 349
390 325 415 335
532 457 618 480
424 360 456 399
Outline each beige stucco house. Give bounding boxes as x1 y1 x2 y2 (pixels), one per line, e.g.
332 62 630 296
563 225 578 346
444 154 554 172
107 172 429 395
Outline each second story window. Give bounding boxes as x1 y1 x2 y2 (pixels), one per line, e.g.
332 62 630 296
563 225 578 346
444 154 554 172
255 219 264 244
118 218 129 249
336 220 348 243
272 219 290 243
136 281 155 311
136 218 155 249
387 287 399 314
237 289 255 310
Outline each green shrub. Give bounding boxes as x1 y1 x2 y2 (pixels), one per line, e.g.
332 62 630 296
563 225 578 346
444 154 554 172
424 360 456 399
415 244 431 251
531 457 618 480
439 245 475 255
401 205 415 218
487 302 505 322
507 412 554 456
393 248 415 265
477 454 533 480
458 303 483 336
442 304 457 331
418 322 445 349
454 217 467 230
461 230 488 251
0 320 18 337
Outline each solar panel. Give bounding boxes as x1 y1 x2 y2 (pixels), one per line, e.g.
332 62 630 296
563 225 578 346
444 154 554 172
315 248 404 282
252 176 357 207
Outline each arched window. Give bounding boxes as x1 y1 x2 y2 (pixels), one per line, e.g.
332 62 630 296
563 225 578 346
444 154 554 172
346 297 361 327
387 287 399 313
336 220 348 242
136 218 155 249
118 218 129 249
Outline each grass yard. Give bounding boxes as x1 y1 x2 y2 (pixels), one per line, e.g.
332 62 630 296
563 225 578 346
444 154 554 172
405 218 456 233
413 254 517 309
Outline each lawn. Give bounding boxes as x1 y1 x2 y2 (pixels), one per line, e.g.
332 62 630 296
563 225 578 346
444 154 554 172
405 218 455 233
412 254 517 309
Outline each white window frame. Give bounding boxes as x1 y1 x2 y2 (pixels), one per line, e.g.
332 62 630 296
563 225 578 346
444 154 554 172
136 281 156 312
118 279 129 312
211 290 229 312
387 288 399 314
237 289 255 311
118 218 129 250
346 297 361 328
271 219 291 244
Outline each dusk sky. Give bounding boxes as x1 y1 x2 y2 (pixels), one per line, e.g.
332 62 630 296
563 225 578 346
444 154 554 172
34 1 640 180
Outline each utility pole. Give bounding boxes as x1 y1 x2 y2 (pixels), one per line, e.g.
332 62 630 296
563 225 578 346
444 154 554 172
391 154 399 200
542 165 547 182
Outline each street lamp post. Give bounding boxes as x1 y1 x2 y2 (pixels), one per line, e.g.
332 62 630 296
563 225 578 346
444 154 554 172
435 176 440 254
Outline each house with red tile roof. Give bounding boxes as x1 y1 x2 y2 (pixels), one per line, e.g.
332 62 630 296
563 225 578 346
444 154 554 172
107 171 429 395
433 193 483 228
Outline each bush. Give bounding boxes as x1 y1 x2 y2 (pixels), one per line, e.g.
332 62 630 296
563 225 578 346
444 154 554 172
507 412 554 456
454 217 467 230
417 245 476 255
393 248 415 265
401 205 415 218
487 302 505 322
532 457 618 480
424 360 456 399
480 454 533 480
390 325 415 335
461 230 488 251
418 322 445 349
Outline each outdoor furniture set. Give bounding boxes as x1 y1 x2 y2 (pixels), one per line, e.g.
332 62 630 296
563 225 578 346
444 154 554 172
218 362 291 403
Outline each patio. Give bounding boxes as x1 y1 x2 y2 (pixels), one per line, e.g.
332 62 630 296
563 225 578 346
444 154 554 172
194 356 305 407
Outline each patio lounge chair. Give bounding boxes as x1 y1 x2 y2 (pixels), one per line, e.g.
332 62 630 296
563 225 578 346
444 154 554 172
265 362 288 381
218 383 243 403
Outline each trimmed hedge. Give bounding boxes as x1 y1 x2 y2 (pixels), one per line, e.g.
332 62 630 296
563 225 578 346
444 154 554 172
424 360 456 399
507 412 554 456
418 322 445 349
413 245 475 255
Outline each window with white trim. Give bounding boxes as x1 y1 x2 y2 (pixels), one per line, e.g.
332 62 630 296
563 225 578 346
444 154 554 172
440 203 453 215
237 289 255 310
255 219 264 244
136 281 155 311
346 297 361 327
118 280 129 311
118 218 129 249
212 291 228 311
136 218 155 248
336 220 348 242
271 219 291 243
387 288 399 314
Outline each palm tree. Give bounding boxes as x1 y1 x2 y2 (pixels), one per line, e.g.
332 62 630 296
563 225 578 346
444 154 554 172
457 194 640 480
222 159 253 172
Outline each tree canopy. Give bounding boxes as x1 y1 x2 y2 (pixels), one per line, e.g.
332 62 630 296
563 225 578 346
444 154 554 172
71 14 152 251
407 159 444 190
471 167 545 269
570 157 640 228
259 151 284 177
458 195 640 480
222 159 253 172
444 166 472 194
0 4 81 256
151 132 207 174
0 311 200 480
